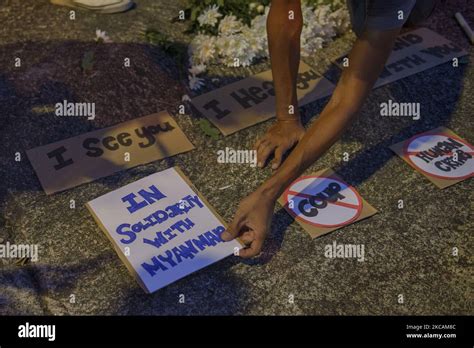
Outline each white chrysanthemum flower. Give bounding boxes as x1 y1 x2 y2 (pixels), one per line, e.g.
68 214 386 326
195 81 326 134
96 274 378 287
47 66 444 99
95 29 112 43
215 35 244 57
239 54 256 67
218 15 243 35
214 35 231 57
188 33 206 50
188 64 206 75
301 3 316 23
189 34 216 64
314 5 332 26
330 7 351 34
242 26 265 58
216 33 255 67
197 5 222 27
189 74 205 91
229 34 250 58
299 2 348 56
249 9 270 56
220 53 253 68
187 1 348 68
250 11 268 31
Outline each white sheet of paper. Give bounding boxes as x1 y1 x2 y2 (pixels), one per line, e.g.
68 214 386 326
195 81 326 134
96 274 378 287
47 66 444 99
86 167 242 293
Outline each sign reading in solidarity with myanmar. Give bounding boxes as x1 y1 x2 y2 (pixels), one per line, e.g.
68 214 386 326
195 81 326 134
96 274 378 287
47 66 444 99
86 167 242 293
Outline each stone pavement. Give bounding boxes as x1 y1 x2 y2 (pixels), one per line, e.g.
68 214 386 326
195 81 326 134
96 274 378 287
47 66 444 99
0 0 472 315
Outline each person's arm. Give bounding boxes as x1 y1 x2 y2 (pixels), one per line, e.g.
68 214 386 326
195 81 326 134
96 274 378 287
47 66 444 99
254 0 305 170
222 28 401 258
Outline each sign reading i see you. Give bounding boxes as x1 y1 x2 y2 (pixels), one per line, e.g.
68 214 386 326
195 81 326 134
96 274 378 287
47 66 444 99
26 112 194 195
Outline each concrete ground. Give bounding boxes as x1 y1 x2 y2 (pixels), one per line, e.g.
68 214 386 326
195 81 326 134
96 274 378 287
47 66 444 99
0 0 472 315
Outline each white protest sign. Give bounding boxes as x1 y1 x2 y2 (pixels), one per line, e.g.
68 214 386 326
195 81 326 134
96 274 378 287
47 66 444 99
404 134 473 180
86 167 242 293
285 176 362 228
335 28 468 88
278 169 377 239
391 127 473 188
190 61 335 136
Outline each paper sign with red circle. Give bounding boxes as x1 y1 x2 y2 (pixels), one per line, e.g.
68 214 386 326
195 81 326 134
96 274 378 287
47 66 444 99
278 169 377 239
391 127 473 189
403 133 474 180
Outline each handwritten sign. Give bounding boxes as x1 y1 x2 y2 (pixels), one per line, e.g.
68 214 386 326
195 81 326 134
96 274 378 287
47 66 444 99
278 169 377 239
390 127 473 189
26 112 195 194
335 28 468 88
86 167 243 293
190 61 335 136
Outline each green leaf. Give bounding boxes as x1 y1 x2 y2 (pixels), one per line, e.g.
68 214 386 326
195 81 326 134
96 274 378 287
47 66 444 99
190 7 199 21
15 257 30 266
31 105 56 114
81 51 95 72
198 119 220 140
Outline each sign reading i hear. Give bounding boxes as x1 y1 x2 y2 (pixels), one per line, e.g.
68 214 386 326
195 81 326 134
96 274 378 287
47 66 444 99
190 61 335 136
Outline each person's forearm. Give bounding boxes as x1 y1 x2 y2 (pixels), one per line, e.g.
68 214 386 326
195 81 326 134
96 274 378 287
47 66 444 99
267 0 302 121
259 101 358 200
258 28 401 201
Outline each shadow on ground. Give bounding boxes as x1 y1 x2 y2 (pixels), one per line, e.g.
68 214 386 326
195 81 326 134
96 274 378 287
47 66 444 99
0 39 257 315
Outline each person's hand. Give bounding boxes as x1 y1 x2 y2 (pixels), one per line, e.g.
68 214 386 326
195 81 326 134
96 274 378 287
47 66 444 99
221 189 276 258
255 119 305 170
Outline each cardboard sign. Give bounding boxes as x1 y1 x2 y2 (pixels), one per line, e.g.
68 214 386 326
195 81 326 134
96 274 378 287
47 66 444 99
190 61 335 136
26 112 195 195
277 169 377 239
390 127 473 189
334 28 468 88
86 166 243 293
